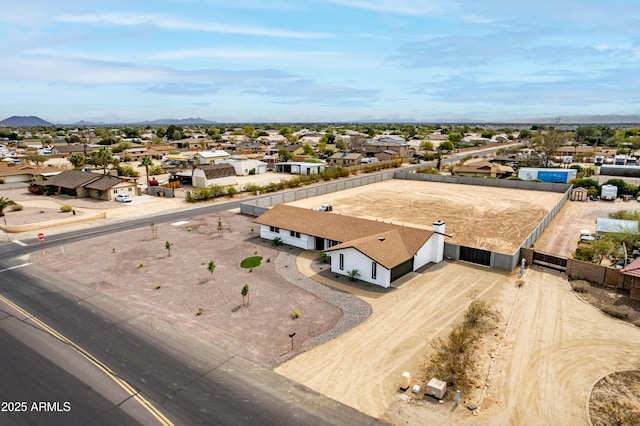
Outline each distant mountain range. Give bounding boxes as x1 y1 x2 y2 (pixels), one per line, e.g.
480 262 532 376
1 114 639 127
0 116 54 127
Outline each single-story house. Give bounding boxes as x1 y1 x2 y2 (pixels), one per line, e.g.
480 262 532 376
122 147 149 161
274 162 325 175
328 152 363 167
0 162 62 183
254 205 445 287
452 159 514 178
192 163 237 188
222 158 267 175
146 144 175 159
192 150 231 165
34 170 137 200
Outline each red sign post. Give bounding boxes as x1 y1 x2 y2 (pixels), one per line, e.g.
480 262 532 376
37 232 45 255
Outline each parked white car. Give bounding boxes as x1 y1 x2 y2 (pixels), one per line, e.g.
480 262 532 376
114 194 132 203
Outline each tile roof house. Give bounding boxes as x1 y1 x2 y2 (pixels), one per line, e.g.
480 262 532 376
34 170 137 201
191 163 237 188
254 205 445 287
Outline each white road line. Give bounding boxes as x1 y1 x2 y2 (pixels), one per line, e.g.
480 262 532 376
170 221 189 226
0 263 32 273
12 240 28 247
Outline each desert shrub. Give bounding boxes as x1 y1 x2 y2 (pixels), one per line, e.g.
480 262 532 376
572 284 589 293
10 204 23 211
227 186 237 197
601 307 628 320
149 165 164 175
319 252 330 263
60 205 73 212
424 299 500 392
272 237 282 246
291 309 300 319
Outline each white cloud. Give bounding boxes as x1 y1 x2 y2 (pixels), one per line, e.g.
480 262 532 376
56 12 332 39
323 0 455 16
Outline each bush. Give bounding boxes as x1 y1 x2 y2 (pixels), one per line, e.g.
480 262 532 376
272 237 283 246
602 307 628 320
60 205 73 212
9 204 23 211
227 186 237 197
291 309 300 319
572 285 589 293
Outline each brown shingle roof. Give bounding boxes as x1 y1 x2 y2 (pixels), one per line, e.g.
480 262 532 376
254 205 433 268
36 170 101 189
84 174 130 191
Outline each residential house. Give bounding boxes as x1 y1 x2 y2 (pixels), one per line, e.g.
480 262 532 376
0 162 62 183
254 205 445 287
146 144 175 159
620 258 640 300
34 170 137 201
452 159 515 178
364 137 412 162
191 163 237 188
51 144 98 156
328 152 363 167
192 150 231 165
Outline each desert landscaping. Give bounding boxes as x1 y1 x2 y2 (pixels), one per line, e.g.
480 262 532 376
3 177 640 425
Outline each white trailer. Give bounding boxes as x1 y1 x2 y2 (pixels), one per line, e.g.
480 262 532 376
601 184 618 201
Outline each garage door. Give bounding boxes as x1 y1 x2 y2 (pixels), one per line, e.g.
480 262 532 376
459 246 491 266
391 258 414 282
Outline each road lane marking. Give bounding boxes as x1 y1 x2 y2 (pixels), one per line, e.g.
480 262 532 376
0 263 32 273
12 240 28 247
0 294 174 426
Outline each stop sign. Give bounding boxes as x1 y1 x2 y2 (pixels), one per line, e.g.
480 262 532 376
37 233 45 241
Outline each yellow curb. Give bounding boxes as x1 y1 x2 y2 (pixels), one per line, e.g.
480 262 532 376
0 212 106 233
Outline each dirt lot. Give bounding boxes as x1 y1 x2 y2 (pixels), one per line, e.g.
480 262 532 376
286 180 564 253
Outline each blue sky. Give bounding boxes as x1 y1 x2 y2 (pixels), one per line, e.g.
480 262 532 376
2 0 639 123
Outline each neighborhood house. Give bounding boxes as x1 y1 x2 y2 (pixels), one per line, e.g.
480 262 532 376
254 204 445 287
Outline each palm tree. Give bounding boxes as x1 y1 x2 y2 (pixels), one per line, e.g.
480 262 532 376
89 146 114 175
141 156 153 187
0 196 17 217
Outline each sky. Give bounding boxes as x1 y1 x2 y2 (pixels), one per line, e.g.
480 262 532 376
2 0 639 124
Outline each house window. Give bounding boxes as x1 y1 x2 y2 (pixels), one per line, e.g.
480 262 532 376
339 254 344 270
290 230 300 238
372 262 377 279
113 189 118 194
270 226 280 233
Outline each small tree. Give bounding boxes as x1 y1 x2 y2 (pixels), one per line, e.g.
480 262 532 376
347 269 360 282
217 216 223 237
241 284 250 307
0 196 17 217
207 260 216 275
165 240 173 257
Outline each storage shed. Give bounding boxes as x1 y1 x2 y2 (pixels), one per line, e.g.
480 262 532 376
570 187 588 201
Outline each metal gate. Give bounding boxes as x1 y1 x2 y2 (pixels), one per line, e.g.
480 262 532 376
532 251 567 272
459 246 491 266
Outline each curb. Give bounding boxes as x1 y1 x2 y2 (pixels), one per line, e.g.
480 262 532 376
0 212 106 233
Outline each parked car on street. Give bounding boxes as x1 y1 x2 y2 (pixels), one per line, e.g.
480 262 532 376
115 194 132 203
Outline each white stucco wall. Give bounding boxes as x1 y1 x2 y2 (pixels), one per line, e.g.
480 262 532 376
259 225 314 250
191 169 237 188
329 247 391 288
414 233 444 269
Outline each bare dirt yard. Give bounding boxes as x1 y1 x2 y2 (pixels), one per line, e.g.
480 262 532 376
286 179 564 253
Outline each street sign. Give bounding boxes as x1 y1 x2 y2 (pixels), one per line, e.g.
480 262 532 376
37 233 45 242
